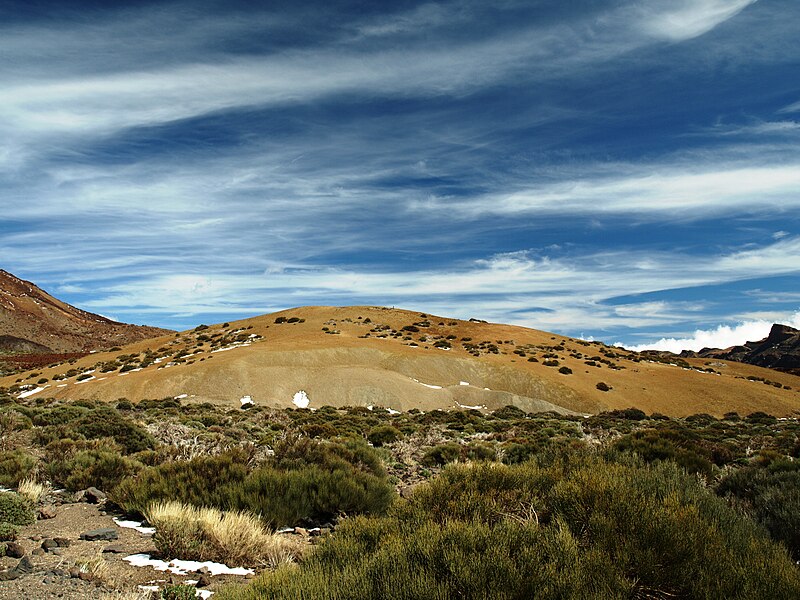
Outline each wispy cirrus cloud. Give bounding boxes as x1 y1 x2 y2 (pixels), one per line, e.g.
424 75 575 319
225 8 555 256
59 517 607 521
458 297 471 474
1 0 797 349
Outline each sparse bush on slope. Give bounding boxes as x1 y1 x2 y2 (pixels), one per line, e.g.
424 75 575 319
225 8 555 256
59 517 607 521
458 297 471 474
115 439 394 527
717 456 800 561
218 452 800 600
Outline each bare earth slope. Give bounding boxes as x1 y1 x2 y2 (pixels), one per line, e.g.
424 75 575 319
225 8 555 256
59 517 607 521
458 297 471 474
0 270 172 353
3 306 799 417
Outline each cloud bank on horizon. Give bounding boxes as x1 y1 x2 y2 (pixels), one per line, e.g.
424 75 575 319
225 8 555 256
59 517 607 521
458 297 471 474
1 0 799 351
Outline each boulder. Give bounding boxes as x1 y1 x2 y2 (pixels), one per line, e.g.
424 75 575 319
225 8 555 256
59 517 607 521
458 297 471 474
83 487 107 504
4 542 25 558
38 505 57 520
79 528 118 542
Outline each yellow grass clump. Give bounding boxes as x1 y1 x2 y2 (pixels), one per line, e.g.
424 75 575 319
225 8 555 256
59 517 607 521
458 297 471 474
145 501 304 568
17 477 49 503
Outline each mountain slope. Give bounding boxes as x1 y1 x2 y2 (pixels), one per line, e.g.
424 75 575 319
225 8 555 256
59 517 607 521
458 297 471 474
3 306 799 417
681 324 800 376
0 269 172 353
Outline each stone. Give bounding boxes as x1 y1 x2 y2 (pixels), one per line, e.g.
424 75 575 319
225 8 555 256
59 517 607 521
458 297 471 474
79 528 118 542
69 567 81 579
53 537 71 548
51 548 63 556
38 505 57 519
32 548 45 556
41 539 59 552
5 542 25 558
196 573 212 588
83 487 107 504
102 544 125 554
16 556 34 575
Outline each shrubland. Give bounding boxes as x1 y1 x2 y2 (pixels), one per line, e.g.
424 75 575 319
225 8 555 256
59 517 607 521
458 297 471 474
0 386 798 593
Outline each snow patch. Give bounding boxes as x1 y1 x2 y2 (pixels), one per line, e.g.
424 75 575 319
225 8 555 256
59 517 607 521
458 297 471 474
411 378 442 390
293 390 310 409
75 376 96 384
124 554 252 576
459 381 470 386
174 394 188 400
240 395 254 406
113 517 156 535
18 386 47 399
455 401 486 410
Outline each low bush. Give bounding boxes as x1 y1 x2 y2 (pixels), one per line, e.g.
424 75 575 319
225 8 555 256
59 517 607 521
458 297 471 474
367 426 402 447
717 457 800 560
0 449 37 487
0 492 35 527
46 446 143 492
218 454 800 600
73 406 155 454
115 441 394 528
421 443 461 467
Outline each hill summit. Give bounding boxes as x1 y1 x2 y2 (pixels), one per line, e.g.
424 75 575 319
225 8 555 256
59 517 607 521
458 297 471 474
3 305 799 417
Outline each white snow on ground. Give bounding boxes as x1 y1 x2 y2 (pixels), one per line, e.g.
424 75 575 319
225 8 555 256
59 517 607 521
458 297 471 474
455 401 486 410
113 517 156 535
411 378 443 389
240 395 254 406
174 394 188 399
124 554 253 576
75 376 96 384
293 390 310 408
211 342 252 354
18 386 47 398
57 384 67 388
387 408 401 415
459 381 470 386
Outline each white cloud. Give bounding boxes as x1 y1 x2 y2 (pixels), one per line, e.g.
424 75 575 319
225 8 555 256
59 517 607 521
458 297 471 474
445 163 800 219
642 0 757 42
625 310 800 353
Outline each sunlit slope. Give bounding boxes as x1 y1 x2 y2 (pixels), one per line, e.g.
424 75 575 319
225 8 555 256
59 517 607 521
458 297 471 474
3 306 799 417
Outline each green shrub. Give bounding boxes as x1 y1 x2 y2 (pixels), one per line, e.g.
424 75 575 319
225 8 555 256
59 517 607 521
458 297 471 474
0 449 37 487
217 454 800 600
614 427 715 476
0 493 35 527
115 442 394 527
73 406 155 454
421 443 461 467
367 426 402 447
717 458 800 560
161 584 196 600
47 448 143 492
0 522 19 542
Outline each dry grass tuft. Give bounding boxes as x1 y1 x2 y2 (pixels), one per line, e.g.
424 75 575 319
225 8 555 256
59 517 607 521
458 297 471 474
76 554 110 583
146 500 304 568
17 477 49 503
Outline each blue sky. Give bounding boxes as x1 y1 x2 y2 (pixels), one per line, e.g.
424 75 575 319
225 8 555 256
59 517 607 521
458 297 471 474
1 0 799 350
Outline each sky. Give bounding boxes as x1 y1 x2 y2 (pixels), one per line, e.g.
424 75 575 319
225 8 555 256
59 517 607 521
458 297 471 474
1 0 799 351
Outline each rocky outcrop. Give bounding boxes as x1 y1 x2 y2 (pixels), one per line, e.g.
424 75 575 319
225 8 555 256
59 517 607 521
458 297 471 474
681 324 800 375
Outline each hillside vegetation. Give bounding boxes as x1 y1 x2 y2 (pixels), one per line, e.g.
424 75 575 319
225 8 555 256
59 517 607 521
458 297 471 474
1 388 799 597
3 306 799 418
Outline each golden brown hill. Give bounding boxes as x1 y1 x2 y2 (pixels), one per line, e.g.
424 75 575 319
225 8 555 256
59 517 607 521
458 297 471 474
0 269 172 353
3 306 799 417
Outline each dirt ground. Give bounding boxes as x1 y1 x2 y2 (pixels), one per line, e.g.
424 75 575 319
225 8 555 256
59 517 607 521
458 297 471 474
0 496 258 600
